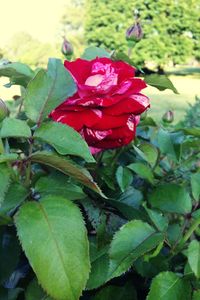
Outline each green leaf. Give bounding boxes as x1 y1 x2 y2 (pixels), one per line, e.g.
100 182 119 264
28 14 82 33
192 209 200 220
87 245 109 290
117 186 143 209
81 47 111 60
0 164 11 205
0 153 18 163
0 118 31 139
24 58 77 124
144 74 178 94
180 127 200 138
0 61 34 87
157 129 183 162
144 205 168 232
147 272 192 300
93 282 137 300
193 290 200 300
25 278 53 300
134 255 168 279
30 151 103 196
15 196 90 300
0 183 28 214
191 173 200 201
34 121 94 162
128 162 154 184
108 220 164 279
139 116 157 127
35 173 85 201
167 224 182 244
80 198 101 231
0 287 23 300
137 142 159 167
104 201 145 222
0 138 4 154
0 228 20 283
105 187 146 221
0 213 12 225
116 166 133 192
149 184 192 214
187 240 200 278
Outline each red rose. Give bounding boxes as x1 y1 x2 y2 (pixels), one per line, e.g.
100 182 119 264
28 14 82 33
50 57 149 153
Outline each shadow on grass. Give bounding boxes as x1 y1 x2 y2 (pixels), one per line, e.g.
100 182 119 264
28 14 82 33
167 67 200 77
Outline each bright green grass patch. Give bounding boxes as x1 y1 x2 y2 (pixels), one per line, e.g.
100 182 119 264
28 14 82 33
146 75 200 122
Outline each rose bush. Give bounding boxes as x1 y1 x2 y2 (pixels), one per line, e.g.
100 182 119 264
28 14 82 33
50 57 149 152
0 48 200 300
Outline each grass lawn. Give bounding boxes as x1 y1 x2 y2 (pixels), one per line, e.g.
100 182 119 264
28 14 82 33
146 75 200 123
0 74 199 123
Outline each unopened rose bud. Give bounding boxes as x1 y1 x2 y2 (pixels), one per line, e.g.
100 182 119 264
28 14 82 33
61 37 73 57
126 21 143 42
162 110 174 123
0 99 9 122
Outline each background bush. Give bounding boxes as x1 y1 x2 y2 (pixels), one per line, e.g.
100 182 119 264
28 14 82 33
85 0 200 69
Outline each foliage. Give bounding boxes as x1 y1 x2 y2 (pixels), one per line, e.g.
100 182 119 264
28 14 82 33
183 95 200 128
0 47 200 300
85 0 200 69
3 32 61 68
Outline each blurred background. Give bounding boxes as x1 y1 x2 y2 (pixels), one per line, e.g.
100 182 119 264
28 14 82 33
0 0 199 122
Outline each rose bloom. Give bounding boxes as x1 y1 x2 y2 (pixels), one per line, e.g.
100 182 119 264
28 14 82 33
50 57 150 153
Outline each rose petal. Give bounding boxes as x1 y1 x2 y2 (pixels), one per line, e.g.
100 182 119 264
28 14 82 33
89 146 102 154
83 128 112 144
64 59 91 84
113 60 135 82
103 93 150 115
91 114 130 130
50 109 101 131
85 74 104 86
93 133 135 149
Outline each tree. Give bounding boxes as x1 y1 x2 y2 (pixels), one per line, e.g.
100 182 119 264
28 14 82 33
4 32 61 67
85 0 200 69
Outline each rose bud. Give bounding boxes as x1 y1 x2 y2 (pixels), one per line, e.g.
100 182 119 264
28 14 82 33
61 37 73 57
162 110 174 123
49 58 150 154
126 21 143 42
0 99 9 122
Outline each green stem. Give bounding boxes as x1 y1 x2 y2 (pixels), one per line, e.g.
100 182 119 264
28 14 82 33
177 217 200 251
17 98 24 115
127 47 132 57
24 139 33 187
